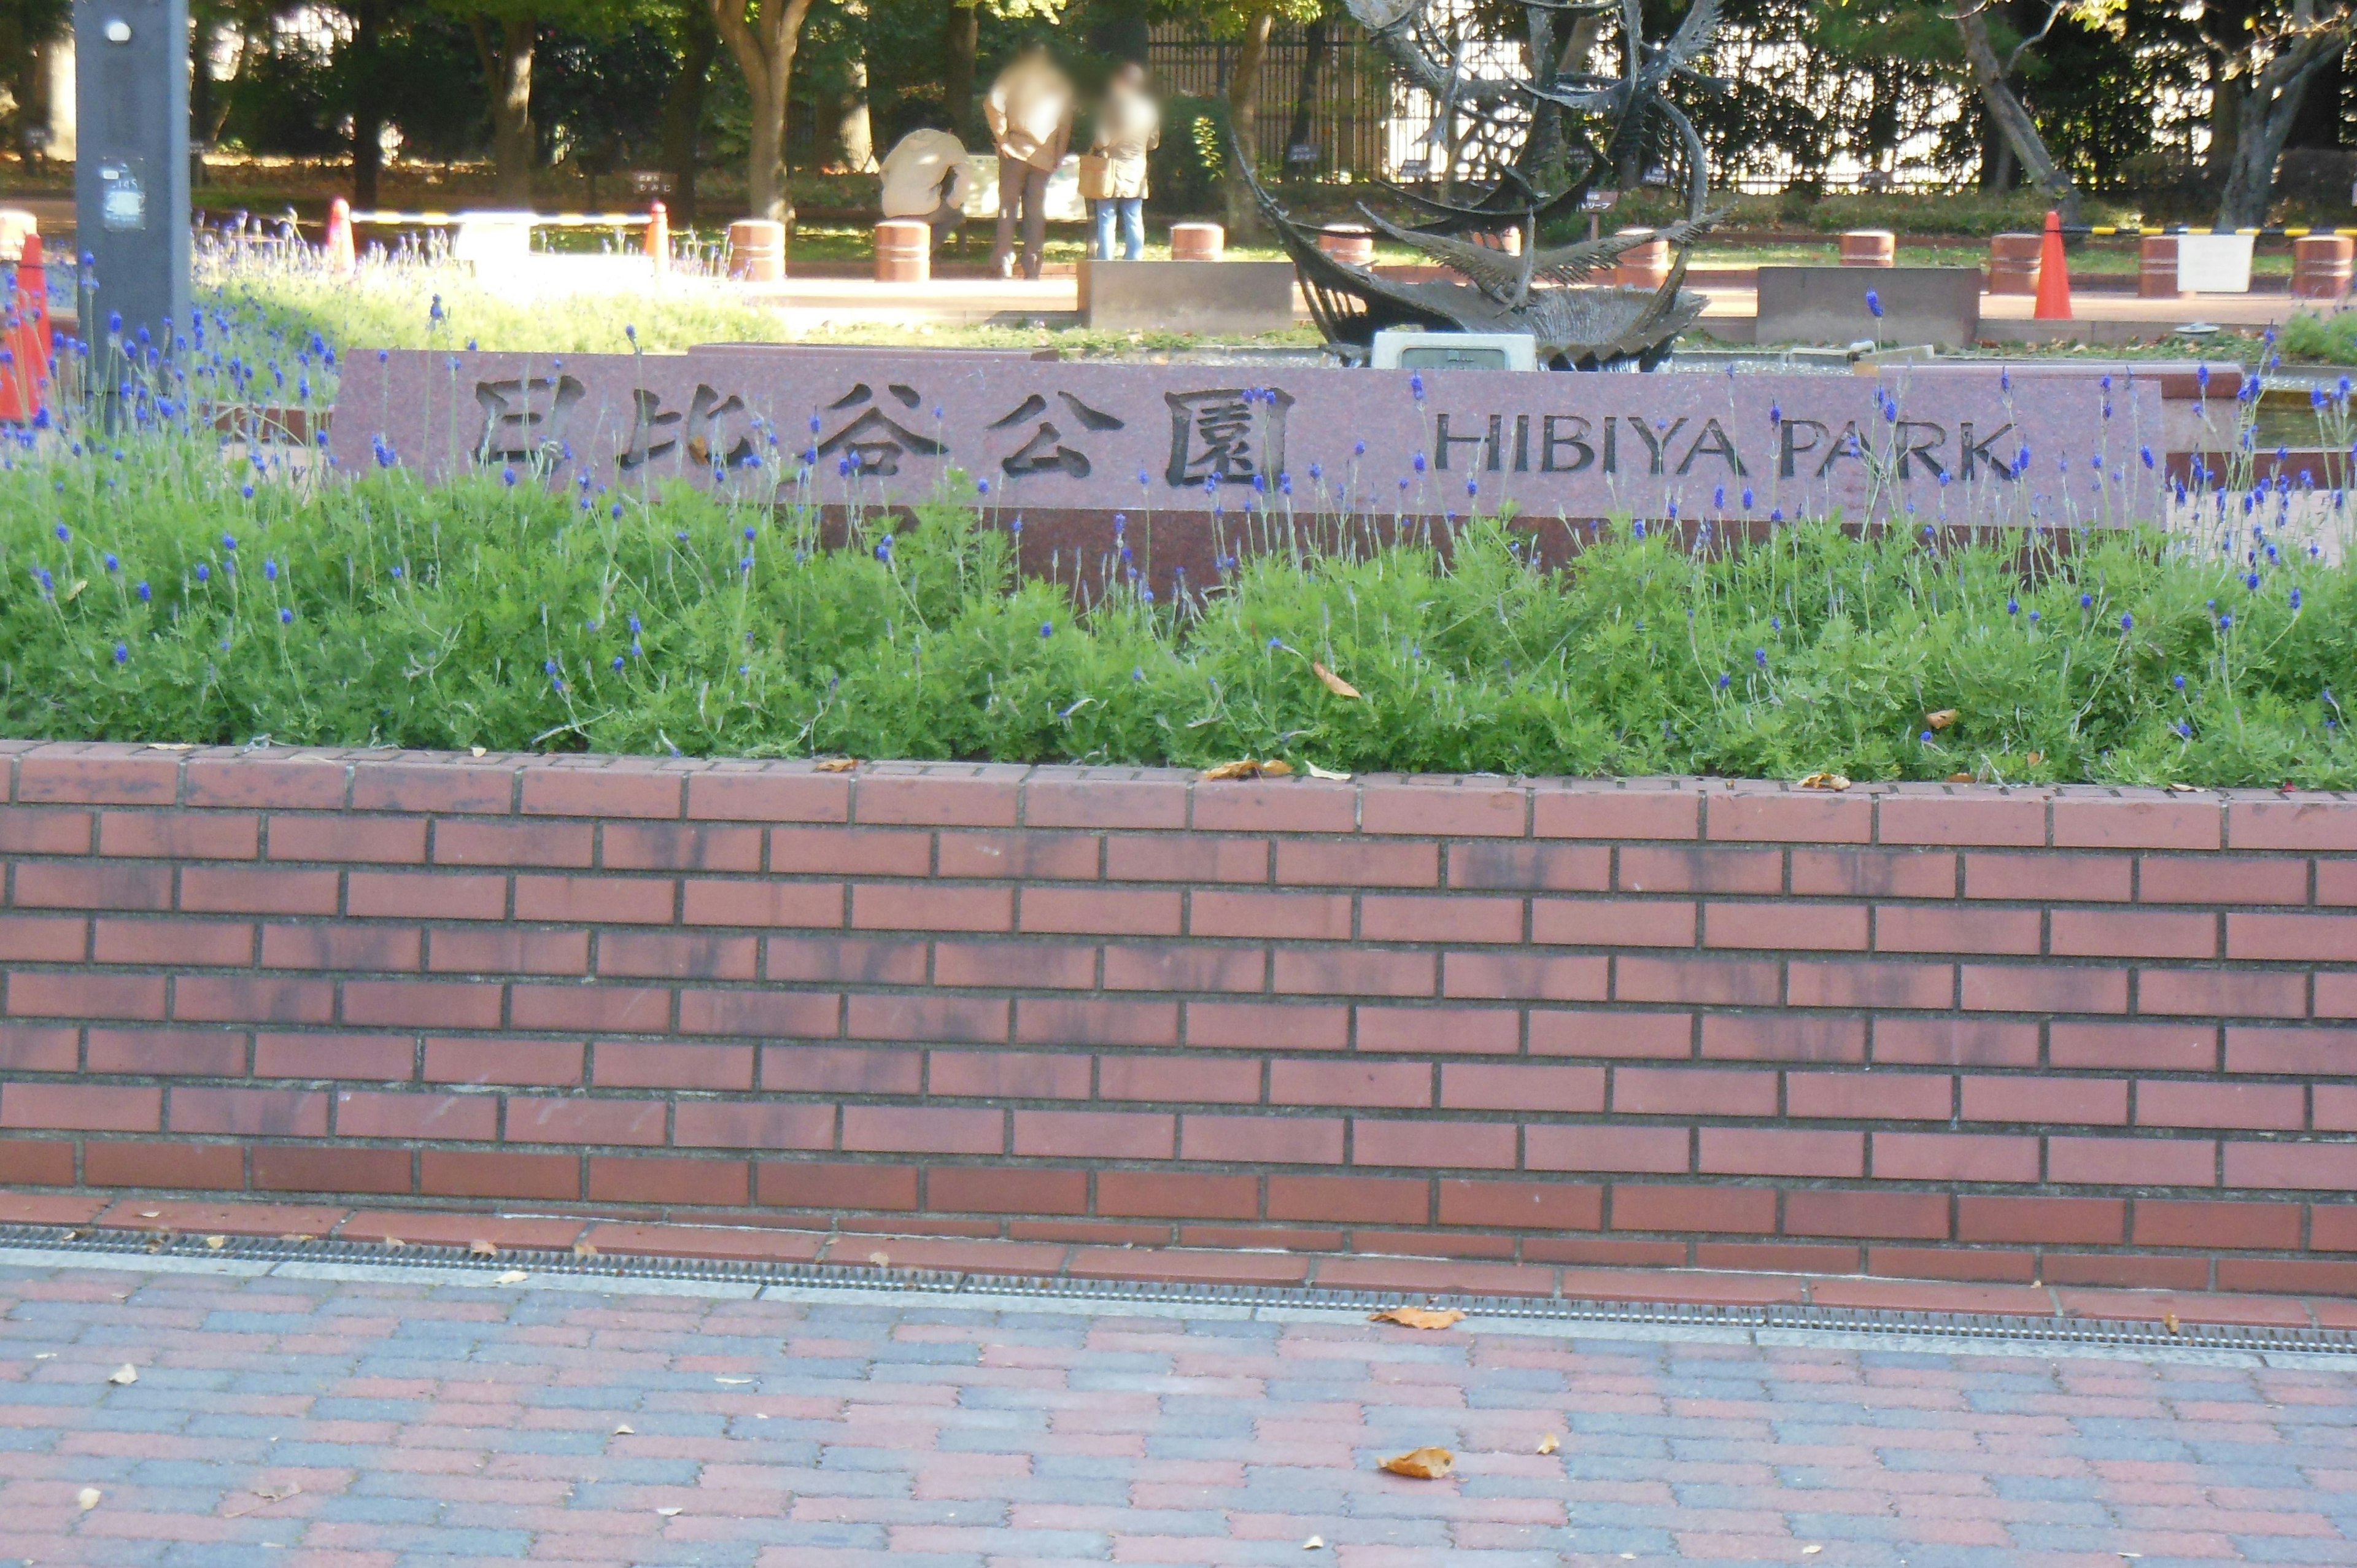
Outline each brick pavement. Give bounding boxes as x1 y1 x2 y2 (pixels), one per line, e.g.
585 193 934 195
2 1254 2356 1567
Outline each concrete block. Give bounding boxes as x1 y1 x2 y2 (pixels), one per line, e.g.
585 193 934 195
1754 266 1982 349
1078 258 1295 334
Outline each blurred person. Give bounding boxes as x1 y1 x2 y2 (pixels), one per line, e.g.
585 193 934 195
1089 61 1159 262
878 115 972 253
985 42 1075 279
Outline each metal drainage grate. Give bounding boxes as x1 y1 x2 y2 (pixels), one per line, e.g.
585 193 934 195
1 1222 2347 1358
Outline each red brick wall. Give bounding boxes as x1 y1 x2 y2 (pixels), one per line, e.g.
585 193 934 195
2 740 2355 1294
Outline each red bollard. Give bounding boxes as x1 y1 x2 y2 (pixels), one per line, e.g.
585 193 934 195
2033 209 2073 320
1 233 52 422
646 202 668 276
323 197 357 275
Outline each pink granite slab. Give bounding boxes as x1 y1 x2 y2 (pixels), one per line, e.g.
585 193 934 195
328 347 2186 526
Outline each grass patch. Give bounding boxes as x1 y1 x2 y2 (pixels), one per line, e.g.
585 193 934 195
3 426 2351 787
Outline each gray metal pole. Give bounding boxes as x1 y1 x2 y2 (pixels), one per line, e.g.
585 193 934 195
72 0 191 355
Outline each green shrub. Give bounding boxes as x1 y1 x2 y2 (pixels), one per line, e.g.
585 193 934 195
2 431 2353 788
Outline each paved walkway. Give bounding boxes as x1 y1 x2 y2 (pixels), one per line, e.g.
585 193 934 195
2 1253 2355 1567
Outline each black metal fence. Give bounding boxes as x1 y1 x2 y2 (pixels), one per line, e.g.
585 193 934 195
1145 23 1391 182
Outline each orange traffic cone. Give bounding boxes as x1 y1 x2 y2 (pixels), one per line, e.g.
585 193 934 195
2033 208 2072 320
646 201 668 276
323 197 357 275
0 234 51 422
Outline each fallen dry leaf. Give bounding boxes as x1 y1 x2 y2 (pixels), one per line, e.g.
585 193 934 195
813 757 860 773
2164 1311 2181 1335
573 1242 600 1259
1537 1432 1559 1455
277 1234 313 1243
1796 772 1852 792
715 1377 753 1386
1946 772 1975 784
657 1505 683 1517
468 1240 497 1257
225 1483 303 1518
204 1235 226 1250
1378 1446 1455 1480
1302 1535 1325 1551
1305 762 1352 781
1368 1307 1465 1331
495 1270 528 1285
77 1487 101 1511
1924 709 1958 730
2024 751 2045 766
138 1210 160 1219
1200 759 1261 781
1803 1547 1823 1556
383 1237 406 1251
866 1250 891 1269
107 1364 138 1386
145 742 194 752
2167 782 2197 793
613 1423 635 1435
1312 662 1361 700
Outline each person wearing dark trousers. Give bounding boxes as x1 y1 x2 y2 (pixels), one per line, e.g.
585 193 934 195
985 43 1074 280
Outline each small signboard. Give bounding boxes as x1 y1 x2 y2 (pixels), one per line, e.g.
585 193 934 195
2178 233 2255 294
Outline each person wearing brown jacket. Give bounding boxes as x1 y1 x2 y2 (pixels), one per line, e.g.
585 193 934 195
985 44 1075 280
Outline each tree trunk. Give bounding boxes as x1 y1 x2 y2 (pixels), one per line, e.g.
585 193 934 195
660 8 719 226
713 0 817 225
837 0 874 173
943 1 978 142
1223 8 1275 238
1954 5 2078 225
472 15 538 207
2208 53 2240 188
350 0 386 207
1285 15 1327 163
2218 28 2353 228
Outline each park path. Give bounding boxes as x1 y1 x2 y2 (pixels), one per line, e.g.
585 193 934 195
1 1254 2354 1567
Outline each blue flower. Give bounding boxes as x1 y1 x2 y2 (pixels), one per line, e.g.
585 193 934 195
279 606 293 624
1921 730 1935 743
1413 452 1427 474
1740 487 1754 509
2177 721 2193 738
1409 373 1425 400
2291 587 2304 609
1717 673 1731 689
195 563 209 582
875 536 894 563
544 658 559 676
1754 647 1767 668
112 643 127 665
613 655 625 671
263 558 277 581
104 553 118 573
1866 288 1883 318
1040 621 1055 638
2121 612 2134 631
240 485 254 500
2247 573 2261 590
136 581 150 601
2007 598 2019 615
2080 593 2093 609
501 466 517 487
53 523 68 542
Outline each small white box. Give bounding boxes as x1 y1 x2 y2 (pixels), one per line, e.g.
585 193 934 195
2178 233 2255 294
1369 330 1538 371
452 210 537 269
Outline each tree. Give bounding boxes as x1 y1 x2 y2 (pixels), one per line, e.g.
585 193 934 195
1161 0 1318 238
428 0 627 206
710 0 821 223
659 5 720 222
2210 0 2357 225
1951 0 2091 224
